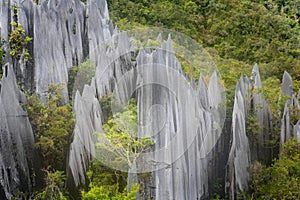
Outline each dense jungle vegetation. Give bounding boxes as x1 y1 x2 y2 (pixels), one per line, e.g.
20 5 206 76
6 0 300 199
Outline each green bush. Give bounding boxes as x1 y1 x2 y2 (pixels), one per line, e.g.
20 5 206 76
82 159 138 200
249 140 300 199
82 184 138 200
34 170 68 200
13 170 68 200
9 22 32 62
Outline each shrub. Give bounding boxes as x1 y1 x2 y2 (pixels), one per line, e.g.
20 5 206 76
249 140 300 199
9 22 32 62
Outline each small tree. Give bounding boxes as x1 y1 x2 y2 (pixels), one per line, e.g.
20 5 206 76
27 84 75 170
97 98 153 170
93 97 153 198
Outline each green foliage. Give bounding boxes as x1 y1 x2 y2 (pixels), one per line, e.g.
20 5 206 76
34 170 68 200
211 194 225 200
214 58 252 117
26 84 75 170
100 98 153 168
67 65 78 99
9 22 32 62
82 186 110 200
89 97 153 198
82 184 138 200
261 0 300 23
99 94 124 123
249 140 300 199
107 0 204 43
82 159 138 200
246 109 261 145
290 102 300 125
12 5 18 18
107 0 300 90
13 170 68 199
87 159 127 192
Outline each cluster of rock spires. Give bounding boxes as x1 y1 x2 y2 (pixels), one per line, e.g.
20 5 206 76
226 65 274 199
1 0 113 101
0 0 299 199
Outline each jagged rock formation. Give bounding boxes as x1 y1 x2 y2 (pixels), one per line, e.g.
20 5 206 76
0 0 113 101
250 65 273 164
0 0 115 196
226 75 251 199
0 64 37 199
67 29 226 199
136 41 226 200
67 79 102 186
67 29 136 187
134 38 225 200
280 71 300 145
226 65 274 199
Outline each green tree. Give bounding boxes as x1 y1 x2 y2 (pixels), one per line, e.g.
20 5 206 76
98 98 153 170
26 84 75 170
91 97 154 198
82 159 138 200
249 140 300 199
